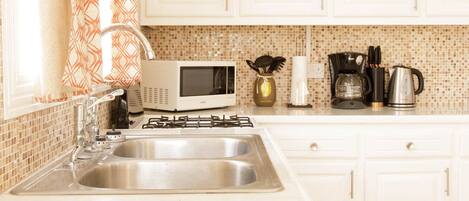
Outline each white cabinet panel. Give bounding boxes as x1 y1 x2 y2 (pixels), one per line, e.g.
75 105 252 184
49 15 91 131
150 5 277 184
427 0 469 16
290 160 357 201
334 0 419 17
460 133 469 157
144 0 233 17
460 161 469 201
365 161 450 201
240 0 326 16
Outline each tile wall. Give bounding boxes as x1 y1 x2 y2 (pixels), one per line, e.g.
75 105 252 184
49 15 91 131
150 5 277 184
144 25 469 107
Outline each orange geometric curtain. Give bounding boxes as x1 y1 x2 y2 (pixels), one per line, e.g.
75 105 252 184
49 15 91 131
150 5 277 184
105 0 142 88
62 0 104 95
61 0 141 98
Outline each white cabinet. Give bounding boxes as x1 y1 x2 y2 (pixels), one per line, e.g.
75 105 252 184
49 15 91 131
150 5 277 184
260 123 461 201
290 160 357 201
333 0 419 17
240 0 326 16
142 0 234 17
263 124 360 201
140 0 469 25
365 161 451 201
427 0 469 16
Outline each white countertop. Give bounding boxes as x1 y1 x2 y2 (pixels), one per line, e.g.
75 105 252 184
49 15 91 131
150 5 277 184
138 105 469 124
1 128 309 201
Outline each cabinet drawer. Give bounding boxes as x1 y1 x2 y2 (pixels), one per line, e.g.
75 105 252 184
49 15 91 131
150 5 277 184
266 124 358 158
365 129 453 158
277 137 358 158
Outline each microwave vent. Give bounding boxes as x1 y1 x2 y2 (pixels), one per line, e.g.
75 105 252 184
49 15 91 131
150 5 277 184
144 87 168 105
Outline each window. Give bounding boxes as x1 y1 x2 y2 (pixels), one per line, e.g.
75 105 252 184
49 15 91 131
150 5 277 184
2 0 112 119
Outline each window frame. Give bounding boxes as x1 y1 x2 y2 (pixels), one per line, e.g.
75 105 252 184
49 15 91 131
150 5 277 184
2 0 112 120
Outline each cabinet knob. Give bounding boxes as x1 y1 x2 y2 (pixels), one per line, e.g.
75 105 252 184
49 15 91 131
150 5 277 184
406 142 415 151
310 143 319 151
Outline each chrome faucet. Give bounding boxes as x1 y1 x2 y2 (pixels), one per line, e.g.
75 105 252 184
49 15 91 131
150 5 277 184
70 89 124 165
70 24 154 165
101 23 156 60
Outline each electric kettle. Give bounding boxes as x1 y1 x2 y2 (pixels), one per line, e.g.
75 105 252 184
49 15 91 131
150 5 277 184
388 65 424 108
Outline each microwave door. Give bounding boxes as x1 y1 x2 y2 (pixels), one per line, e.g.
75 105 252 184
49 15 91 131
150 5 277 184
180 66 228 97
212 67 226 95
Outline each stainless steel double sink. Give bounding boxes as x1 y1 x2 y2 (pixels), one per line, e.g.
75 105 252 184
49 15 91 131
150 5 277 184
11 134 283 195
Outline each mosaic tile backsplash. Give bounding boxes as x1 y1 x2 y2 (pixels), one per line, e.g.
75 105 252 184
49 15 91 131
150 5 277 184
144 25 469 107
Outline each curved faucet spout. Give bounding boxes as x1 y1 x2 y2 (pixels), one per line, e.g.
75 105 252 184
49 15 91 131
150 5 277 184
101 23 156 60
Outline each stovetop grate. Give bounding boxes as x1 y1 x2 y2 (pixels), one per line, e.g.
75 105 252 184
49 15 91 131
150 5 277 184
141 115 254 129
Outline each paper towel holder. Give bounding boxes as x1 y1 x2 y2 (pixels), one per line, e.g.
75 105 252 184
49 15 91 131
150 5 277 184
288 56 312 108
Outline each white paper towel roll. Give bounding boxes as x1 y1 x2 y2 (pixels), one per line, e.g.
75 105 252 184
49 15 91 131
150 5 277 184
290 56 309 106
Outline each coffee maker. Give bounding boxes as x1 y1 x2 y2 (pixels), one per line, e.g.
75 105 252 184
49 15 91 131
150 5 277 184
328 52 371 109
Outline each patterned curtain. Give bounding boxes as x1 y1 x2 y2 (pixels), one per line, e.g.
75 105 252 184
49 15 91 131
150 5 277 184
34 0 73 103
105 0 142 88
62 0 104 95
35 0 141 103
62 0 141 93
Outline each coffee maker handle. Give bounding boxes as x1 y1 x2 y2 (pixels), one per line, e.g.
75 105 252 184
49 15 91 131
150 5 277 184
362 74 373 96
412 68 425 95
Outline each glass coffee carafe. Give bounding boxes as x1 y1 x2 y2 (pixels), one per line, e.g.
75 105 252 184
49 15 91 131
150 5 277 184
335 74 371 100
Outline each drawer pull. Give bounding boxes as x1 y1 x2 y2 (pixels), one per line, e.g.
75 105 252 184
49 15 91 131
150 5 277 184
445 168 450 196
350 170 354 199
310 143 319 151
406 142 415 151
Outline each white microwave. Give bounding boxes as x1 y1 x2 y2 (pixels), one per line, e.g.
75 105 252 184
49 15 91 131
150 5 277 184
141 60 236 112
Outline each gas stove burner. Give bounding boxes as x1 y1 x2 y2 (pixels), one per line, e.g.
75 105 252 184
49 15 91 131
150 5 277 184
142 115 254 129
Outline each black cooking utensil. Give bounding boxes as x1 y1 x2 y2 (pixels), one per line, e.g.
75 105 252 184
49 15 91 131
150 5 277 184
269 56 286 73
368 46 375 68
254 55 274 68
246 60 260 74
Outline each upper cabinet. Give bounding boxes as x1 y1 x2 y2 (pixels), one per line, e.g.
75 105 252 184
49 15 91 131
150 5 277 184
142 0 234 17
140 0 469 25
334 0 419 17
240 0 326 16
427 0 469 16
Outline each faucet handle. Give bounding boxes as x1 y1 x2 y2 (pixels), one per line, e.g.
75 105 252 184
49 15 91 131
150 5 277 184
87 89 124 110
110 89 124 96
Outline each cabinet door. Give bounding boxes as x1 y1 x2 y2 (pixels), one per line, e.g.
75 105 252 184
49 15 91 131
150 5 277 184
290 160 358 201
460 161 469 201
427 0 469 16
366 161 451 201
144 0 233 17
240 0 326 16
334 0 419 17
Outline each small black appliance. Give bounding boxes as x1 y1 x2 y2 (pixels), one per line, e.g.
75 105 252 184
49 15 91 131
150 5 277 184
111 90 130 129
328 52 372 109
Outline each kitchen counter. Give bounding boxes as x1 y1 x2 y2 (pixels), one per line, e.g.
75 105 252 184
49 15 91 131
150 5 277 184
1 128 308 201
138 104 469 124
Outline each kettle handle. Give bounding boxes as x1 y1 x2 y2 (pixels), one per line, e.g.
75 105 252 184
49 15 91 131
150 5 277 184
361 74 373 96
412 68 424 95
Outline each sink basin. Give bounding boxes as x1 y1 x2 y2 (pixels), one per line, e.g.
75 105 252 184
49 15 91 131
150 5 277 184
79 160 256 190
113 137 250 159
10 134 283 195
